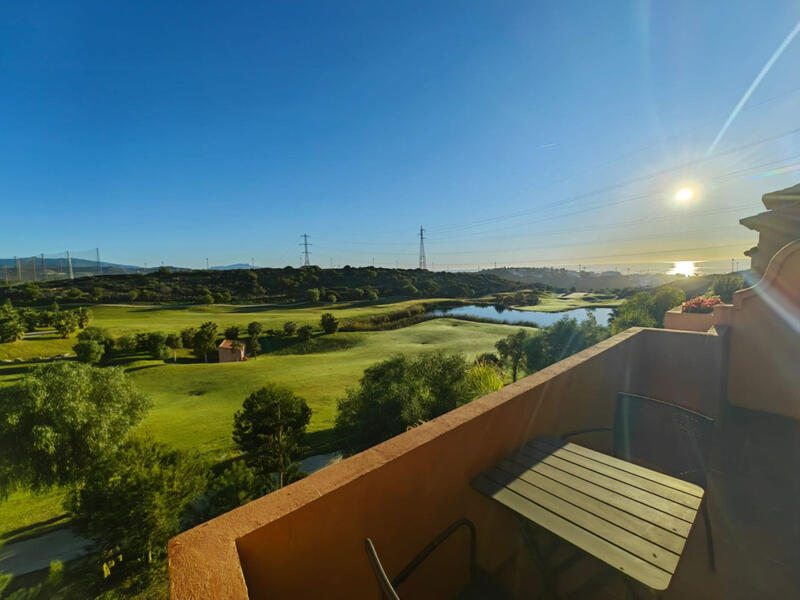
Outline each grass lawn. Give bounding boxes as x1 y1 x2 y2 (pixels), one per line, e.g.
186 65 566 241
0 299 440 362
514 291 621 312
0 306 522 538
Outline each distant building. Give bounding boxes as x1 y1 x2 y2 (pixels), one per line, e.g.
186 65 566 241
741 183 800 274
217 339 245 362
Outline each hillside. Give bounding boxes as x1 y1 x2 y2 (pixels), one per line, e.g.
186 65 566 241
1 266 520 305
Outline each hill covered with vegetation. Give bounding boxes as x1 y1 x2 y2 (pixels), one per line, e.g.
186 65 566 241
1 266 521 306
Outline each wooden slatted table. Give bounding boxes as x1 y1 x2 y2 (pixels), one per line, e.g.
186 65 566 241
472 436 704 591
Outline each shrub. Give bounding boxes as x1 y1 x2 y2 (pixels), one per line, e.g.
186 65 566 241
117 333 137 353
320 313 339 334
297 325 314 342
306 288 320 303
74 340 104 364
224 325 240 340
283 321 297 336
712 274 744 303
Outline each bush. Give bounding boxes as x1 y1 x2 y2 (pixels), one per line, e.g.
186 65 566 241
117 333 138 353
306 288 320 303
283 321 297 336
713 274 744 303
74 340 104 364
297 324 314 342
320 313 339 334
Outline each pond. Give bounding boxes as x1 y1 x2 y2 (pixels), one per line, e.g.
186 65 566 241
429 305 615 327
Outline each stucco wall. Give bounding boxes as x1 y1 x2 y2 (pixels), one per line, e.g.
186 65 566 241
720 241 800 419
170 324 728 600
663 307 717 333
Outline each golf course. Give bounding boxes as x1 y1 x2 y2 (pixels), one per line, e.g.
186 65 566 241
0 300 527 539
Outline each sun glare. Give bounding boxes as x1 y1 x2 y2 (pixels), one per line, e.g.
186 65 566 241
669 261 697 277
675 187 694 202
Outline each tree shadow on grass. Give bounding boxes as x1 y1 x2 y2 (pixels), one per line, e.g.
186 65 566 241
304 429 342 455
1 513 70 544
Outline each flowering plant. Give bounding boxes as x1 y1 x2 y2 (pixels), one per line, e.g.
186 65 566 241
682 295 722 314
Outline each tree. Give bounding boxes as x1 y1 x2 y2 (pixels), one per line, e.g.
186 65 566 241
246 336 260 359
0 362 151 495
191 322 218 362
67 436 207 574
713 274 744 303
474 352 501 367
190 461 272 524
77 326 114 358
545 314 608 363
296 324 313 343
651 286 686 327
522 335 549 373
283 321 297 336
0 316 25 343
306 288 320 303
233 383 311 488
247 321 263 339
495 330 529 382
201 292 214 305
54 310 79 338
335 352 472 455
23 283 42 302
180 327 196 348
74 340 104 364
165 333 182 362
611 292 657 333
147 331 170 360
117 333 137 353
224 325 240 340
320 312 339 334
76 306 92 328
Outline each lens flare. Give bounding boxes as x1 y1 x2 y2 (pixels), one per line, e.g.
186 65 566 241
675 188 694 202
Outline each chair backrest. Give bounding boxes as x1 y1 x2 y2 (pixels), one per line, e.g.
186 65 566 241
613 393 714 484
365 538 401 600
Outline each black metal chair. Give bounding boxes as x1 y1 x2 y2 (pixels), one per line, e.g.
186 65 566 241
365 518 511 599
547 392 716 600
562 392 715 570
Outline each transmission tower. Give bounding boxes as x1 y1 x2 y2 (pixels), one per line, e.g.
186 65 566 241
300 234 312 267
15 256 21 282
418 226 427 270
31 257 36 282
67 250 74 280
96 248 102 276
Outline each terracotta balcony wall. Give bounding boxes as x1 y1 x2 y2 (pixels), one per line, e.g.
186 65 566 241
169 324 730 600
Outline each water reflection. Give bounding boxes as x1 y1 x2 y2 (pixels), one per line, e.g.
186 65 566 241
668 261 697 277
430 305 615 327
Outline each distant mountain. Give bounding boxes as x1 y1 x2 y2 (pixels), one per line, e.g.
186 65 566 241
209 263 258 270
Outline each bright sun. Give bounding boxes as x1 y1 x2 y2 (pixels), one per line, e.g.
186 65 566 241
675 187 694 202
670 261 697 277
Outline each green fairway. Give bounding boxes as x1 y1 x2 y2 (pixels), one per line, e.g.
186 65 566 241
0 299 438 361
134 318 521 457
0 305 525 537
514 291 621 312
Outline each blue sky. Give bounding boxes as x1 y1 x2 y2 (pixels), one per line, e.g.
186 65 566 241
2 1 799 272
